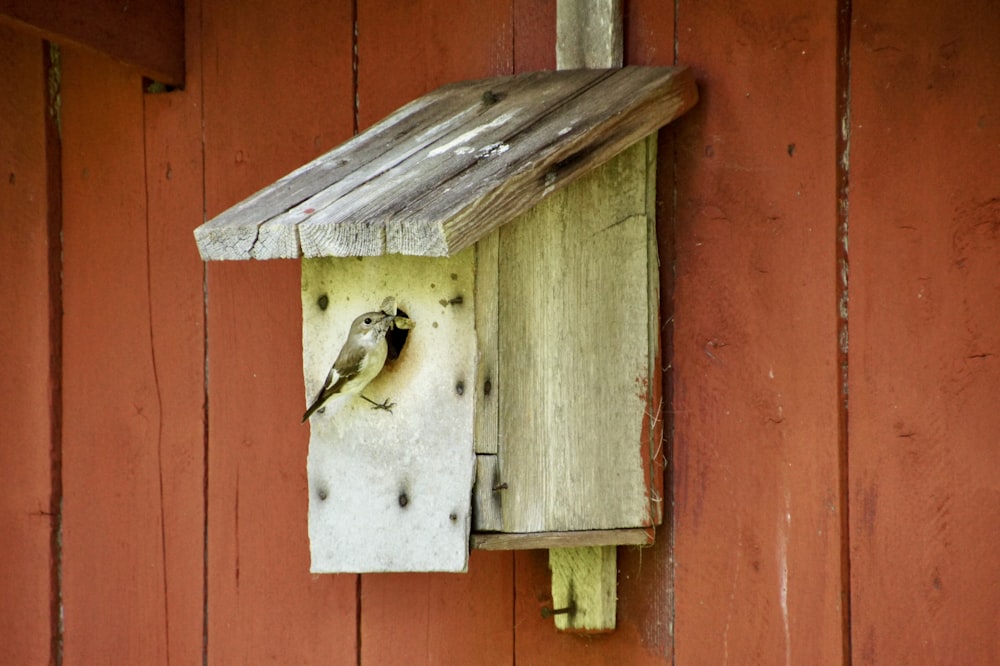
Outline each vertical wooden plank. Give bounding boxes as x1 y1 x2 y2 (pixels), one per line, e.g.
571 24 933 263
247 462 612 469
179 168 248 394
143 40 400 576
356 1 517 662
139 0 209 659
201 0 358 662
360 551 513 665
513 0 556 73
0 26 56 666
849 3 1000 663
474 230 500 456
60 48 170 664
555 0 622 69
549 546 617 631
513 0 672 657
600 3 679 658
355 0 514 130
497 138 657 533
513 550 678 665
672 0 844 663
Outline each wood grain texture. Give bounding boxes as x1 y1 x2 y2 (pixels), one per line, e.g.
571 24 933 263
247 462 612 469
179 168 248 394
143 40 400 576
473 454 504 531
201 0 359 661
0 0 184 84
140 3 208 658
353 0 519 660
60 48 173 664
848 2 1000 662
194 66 697 260
360 551 514 666
497 137 660 533
303 253 476 573
514 0 557 73
556 0 622 69
549 546 617 631
474 230 500 455
614 2 681 658
672 0 845 663
473 528 654 551
0 27 56 665
514 549 681 665
356 0 515 131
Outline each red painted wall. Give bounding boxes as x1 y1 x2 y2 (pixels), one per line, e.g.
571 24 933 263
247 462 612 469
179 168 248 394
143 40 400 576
1 0 998 663
0 25 58 666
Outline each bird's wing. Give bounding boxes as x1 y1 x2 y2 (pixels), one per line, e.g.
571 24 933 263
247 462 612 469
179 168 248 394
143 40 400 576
302 344 369 421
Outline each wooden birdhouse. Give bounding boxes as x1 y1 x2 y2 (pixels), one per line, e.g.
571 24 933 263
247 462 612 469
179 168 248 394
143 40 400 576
194 65 697 625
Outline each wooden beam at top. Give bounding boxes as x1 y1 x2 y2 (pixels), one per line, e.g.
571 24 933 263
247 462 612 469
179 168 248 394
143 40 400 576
0 0 184 85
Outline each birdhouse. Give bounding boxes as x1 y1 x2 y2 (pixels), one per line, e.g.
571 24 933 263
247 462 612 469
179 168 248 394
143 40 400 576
194 67 697 582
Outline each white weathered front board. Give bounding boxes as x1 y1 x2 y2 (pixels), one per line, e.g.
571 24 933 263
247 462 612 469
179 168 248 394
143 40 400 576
302 252 476 572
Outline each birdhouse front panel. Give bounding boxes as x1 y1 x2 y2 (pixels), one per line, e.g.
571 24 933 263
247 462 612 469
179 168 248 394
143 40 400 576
302 252 476 572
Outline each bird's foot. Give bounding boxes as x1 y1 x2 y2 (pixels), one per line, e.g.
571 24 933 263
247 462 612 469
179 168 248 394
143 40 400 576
362 395 395 413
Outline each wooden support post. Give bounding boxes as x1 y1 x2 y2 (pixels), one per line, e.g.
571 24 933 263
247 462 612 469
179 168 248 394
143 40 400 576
544 0 625 633
548 547 617 632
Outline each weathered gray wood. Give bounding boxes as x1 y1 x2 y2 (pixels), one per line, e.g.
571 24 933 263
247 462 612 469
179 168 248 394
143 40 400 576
473 229 499 454
195 75 506 260
394 67 693 256
495 136 659 533
471 528 653 551
549 546 617 631
301 69 610 257
542 2 628 632
303 251 477 572
556 0 622 69
471 454 503 532
193 66 697 261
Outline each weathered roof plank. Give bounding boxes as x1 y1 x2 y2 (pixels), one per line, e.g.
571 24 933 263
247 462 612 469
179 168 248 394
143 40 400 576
194 66 698 261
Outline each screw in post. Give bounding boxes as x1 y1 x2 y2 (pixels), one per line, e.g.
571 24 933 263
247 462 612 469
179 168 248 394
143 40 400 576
540 602 575 619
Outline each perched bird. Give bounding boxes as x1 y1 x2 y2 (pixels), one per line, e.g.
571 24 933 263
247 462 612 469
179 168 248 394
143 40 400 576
302 303 398 422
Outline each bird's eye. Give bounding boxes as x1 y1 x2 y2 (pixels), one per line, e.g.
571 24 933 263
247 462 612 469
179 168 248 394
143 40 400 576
364 317 372 325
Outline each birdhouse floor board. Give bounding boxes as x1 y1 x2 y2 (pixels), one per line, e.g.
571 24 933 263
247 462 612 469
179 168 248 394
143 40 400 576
303 252 476 573
471 528 653 551
195 66 696 261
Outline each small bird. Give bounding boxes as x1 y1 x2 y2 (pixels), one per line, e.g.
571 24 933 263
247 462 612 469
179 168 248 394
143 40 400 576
302 301 399 422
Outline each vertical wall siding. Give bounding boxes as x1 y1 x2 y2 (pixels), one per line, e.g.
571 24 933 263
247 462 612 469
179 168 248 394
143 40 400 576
848 1 1000 663
58 38 207 663
0 26 57 666
353 3 519 664
671 1 846 663
1 0 999 663
200 0 359 662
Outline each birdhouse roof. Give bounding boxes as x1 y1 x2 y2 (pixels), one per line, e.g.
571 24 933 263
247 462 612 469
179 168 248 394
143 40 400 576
194 66 697 260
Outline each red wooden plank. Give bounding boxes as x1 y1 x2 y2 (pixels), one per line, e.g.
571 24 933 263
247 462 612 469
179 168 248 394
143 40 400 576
353 3 520 662
356 0 515 130
60 48 174 663
138 0 209 660
671 0 845 663
507 10 678 655
514 549 676 664
513 0 556 73
0 0 184 85
361 551 514 665
0 26 56 665
201 0 358 662
848 2 1000 663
